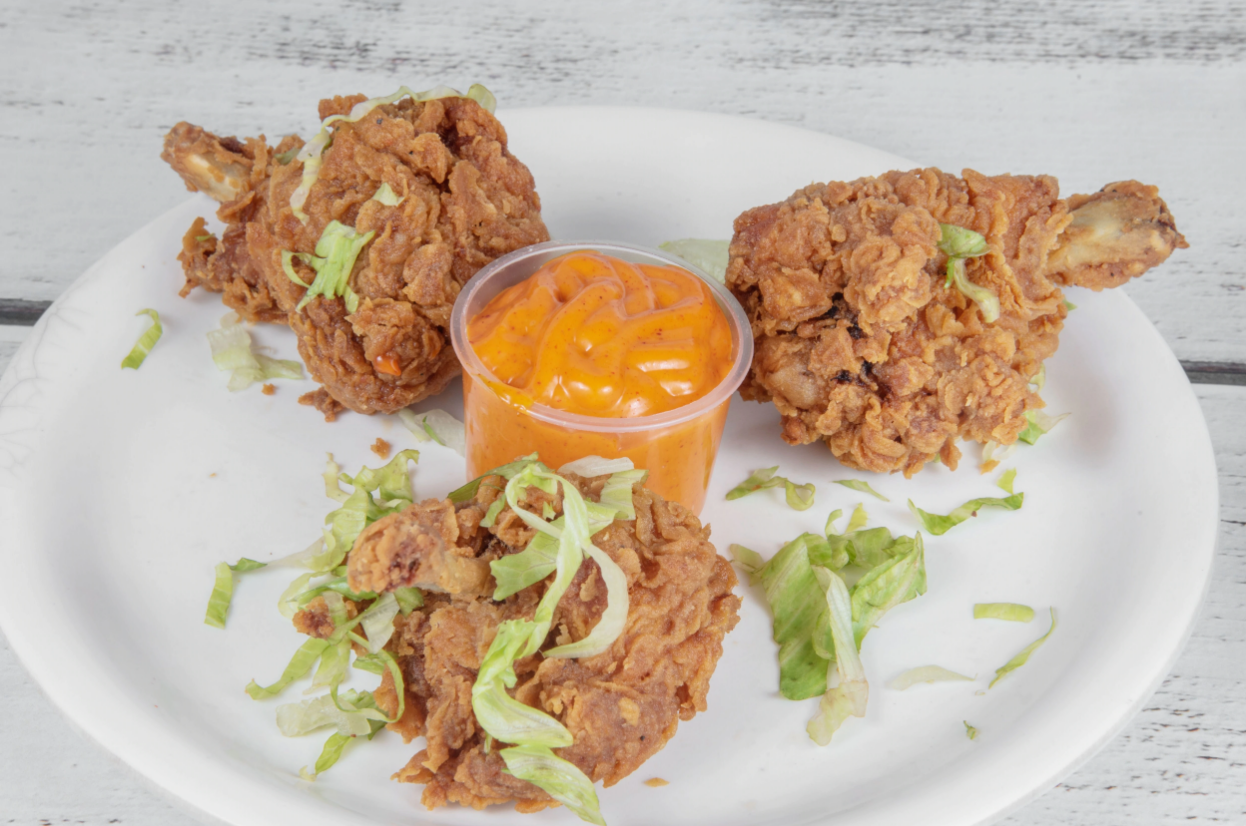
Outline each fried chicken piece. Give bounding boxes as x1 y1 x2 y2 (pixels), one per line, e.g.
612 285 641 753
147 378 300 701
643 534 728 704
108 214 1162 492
341 471 740 814
727 168 1186 476
162 93 550 416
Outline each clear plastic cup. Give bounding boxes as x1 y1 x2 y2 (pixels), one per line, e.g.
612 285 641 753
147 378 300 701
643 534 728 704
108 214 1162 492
449 240 753 514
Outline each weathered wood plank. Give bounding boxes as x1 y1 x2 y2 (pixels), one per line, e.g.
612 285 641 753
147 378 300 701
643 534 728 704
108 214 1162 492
1 1 1243 362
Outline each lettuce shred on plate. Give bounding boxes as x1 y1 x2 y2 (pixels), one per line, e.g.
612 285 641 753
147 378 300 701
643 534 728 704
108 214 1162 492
726 465 815 511
885 665 973 691
282 221 375 313
207 312 304 391
832 479 890 502
658 238 729 283
730 505 927 744
397 408 466 456
974 603 1035 623
120 308 163 369
907 491 1025 536
990 608 1057 688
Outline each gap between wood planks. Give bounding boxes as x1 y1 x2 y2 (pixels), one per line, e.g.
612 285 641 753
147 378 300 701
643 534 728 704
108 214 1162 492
3 298 1243 387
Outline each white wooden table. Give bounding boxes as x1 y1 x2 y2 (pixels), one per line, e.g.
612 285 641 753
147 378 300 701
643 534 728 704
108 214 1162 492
2 1 1243 822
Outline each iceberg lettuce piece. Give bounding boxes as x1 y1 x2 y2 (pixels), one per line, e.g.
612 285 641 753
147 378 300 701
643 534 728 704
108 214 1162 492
833 479 890 502
885 665 974 691
806 567 868 745
121 309 163 369
907 493 1024 536
500 743 605 826
990 608 1057 688
283 221 375 313
938 224 999 322
1017 409 1069 445
974 602 1035 623
726 466 815 511
658 238 729 283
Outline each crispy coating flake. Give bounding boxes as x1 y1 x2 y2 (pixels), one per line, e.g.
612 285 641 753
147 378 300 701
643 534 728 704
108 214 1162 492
726 168 1186 476
162 94 550 416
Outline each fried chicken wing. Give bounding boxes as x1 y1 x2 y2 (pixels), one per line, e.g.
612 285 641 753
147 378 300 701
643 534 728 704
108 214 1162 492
726 168 1186 476
162 91 550 417
302 470 741 814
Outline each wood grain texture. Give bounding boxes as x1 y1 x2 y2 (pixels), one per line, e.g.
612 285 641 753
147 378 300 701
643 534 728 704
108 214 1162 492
1 0 1243 362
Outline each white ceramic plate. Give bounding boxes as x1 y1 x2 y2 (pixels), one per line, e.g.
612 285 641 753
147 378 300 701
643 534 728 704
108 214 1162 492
0 108 1217 826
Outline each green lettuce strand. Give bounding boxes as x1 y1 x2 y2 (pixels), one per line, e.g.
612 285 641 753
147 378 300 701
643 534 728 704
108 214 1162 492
658 238 729 284
121 309 163 369
833 479 890 502
371 182 404 206
997 468 1017 494
500 744 605 826
598 469 647 520
850 533 927 647
885 665 974 690
312 732 354 775
938 224 999 322
728 543 764 575
491 530 560 600
990 608 1057 688
807 567 868 745
751 534 835 700
204 562 234 629
964 721 979 740
246 638 332 699
447 453 542 503
974 602 1035 623
283 221 375 313
394 587 423 615
726 466 816 511
1017 409 1069 445
204 557 269 628
907 493 1024 536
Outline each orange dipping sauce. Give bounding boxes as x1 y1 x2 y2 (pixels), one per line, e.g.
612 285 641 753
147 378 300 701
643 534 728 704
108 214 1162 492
453 245 750 515
467 251 734 418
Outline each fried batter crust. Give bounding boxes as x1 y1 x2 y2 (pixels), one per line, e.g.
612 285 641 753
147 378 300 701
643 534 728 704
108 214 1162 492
344 474 740 814
727 168 1185 476
163 95 549 415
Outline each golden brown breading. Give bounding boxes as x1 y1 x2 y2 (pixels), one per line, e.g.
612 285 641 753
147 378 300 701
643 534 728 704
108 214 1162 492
162 93 550 416
342 472 740 814
727 168 1186 476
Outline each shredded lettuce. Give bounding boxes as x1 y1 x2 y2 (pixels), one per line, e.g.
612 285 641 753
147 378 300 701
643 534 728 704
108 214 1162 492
1064 299 1078 311
980 439 1018 473
964 721 979 740
990 608 1057 688
204 557 268 628
833 479 889 502
276 689 375 738
447 453 542 504
806 567 868 745
907 493 1024 536
658 238 729 284
357 592 401 653
974 602 1035 623
1017 409 1069 445
559 456 635 477
398 408 466 456
469 459 636 823
1030 363 1047 392
121 309 163 369
289 84 496 222
371 182 405 206
283 221 375 313
246 638 333 700
207 313 304 391
996 468 1017 494
598 469 647 520
726 466 815 510
885 665 974 691
938 224 999 323
501 744 605 826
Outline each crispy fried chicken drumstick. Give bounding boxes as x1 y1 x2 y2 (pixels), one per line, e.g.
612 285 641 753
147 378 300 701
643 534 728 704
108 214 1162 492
726 168 1186 476
295 469 740 813
162 90 549 419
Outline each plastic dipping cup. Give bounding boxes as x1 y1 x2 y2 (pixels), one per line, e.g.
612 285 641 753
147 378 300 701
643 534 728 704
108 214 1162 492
449 240 753 515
